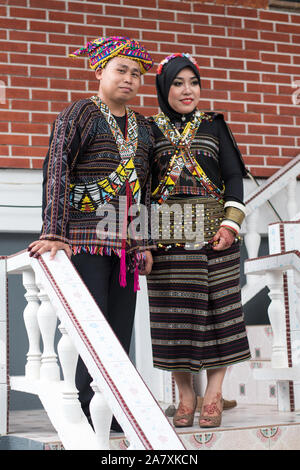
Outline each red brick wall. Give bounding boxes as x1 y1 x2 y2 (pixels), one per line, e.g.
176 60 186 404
0 0 300 177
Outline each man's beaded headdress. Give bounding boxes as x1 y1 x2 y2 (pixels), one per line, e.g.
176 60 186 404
70 36 153 74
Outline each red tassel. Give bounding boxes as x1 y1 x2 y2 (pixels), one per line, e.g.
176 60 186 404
119 248 127 287
119 180 131 288
134 260 140 292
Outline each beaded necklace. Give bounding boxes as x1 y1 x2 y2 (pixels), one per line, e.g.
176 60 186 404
152 111 224 205
69 96 141 212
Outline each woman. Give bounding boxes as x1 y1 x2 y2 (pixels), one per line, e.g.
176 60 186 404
147 53 251 428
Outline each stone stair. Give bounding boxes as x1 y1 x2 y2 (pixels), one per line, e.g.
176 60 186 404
3 403 300 450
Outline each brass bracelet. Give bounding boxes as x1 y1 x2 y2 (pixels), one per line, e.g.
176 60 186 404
224 206 245 227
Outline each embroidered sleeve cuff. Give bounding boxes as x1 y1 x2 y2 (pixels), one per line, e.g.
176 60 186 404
39 234 70 245
224 200 246 213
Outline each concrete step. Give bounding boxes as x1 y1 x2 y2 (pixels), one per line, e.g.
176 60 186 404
2 405 300 450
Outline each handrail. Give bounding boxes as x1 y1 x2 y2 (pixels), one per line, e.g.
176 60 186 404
244 250 300 275
0 256 8 436
241 155 300 306
244 154 300 215
244 211 300 412
3 250 185 450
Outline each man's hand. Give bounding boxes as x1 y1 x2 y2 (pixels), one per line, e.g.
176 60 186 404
210 227 235 251
28 239 72 260
138 250 153 275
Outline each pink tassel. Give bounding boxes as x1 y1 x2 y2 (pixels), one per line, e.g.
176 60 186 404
134 262 140 292
119 248 127 287
119 180 131 288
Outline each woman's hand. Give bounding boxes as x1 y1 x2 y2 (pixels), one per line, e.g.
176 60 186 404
210 227 236 251
28 240 72 260
139 250 153 275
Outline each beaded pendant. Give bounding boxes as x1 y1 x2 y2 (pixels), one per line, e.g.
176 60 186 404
69 96 141 212
152 111 224 205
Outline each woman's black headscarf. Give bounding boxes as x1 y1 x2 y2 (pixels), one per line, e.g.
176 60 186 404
156 54 201 122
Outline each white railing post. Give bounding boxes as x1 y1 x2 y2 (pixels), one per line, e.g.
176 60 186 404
57 323 82 423
89 382 112 449
23 269 41 380
291 270 300 366
266 270 288 368
36 280 60 382
294 271 300 332
292 270 300 410
0 257 8 436
6 251 185 450
286 176 298 220
244 209 261 285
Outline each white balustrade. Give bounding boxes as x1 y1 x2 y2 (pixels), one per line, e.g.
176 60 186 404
292 270 300 410
57 323 82 423
0 257 8 436
3 250 185 450
294 271 300 330
241 157 300 306
286 177 298 220
266 270 288 369
292 271 300 367
245 249 300 411
36 279 60 382
244 209 261 286
90 382 113 449
23 269 41 380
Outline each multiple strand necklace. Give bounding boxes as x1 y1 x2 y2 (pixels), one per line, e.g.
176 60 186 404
152 111 224 205
69 96 141 212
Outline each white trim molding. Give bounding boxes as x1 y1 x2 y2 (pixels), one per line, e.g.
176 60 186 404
0 169 42 233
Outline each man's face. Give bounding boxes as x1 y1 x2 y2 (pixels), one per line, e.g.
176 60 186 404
96 56 142 105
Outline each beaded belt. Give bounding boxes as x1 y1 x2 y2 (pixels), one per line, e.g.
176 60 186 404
152 196 224 249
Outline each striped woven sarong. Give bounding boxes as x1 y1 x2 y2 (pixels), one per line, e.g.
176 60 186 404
147 242 251 372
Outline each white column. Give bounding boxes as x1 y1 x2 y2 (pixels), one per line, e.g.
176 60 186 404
57 323 82 423
134 276 163 399
244 209 261 284
277 381 293 412
267 270 291 411
292 271 300 411
36 280 60 381
286 177 298 220
89 381 113 450
266 270 288 369
23 269 41 380
293 271 300 340
0 257 8 435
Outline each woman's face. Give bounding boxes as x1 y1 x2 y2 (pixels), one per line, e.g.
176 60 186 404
168 67 201 115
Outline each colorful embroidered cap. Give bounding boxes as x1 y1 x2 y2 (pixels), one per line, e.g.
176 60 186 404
157 52 201 76
70 36 153 74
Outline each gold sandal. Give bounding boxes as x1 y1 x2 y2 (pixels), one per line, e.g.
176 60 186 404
173 399 197 428
199 393 223 428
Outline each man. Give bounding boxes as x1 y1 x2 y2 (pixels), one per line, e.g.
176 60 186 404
28 36 154 431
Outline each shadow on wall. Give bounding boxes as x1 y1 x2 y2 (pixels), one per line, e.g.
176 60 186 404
240 236 270 326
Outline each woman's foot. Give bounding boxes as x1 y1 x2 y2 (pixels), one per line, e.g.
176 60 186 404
173 395 197 428
196 396 237 411
199 392 223 428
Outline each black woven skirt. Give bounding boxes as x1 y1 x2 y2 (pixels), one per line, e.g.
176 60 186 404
147 242 251 373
